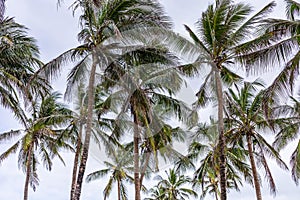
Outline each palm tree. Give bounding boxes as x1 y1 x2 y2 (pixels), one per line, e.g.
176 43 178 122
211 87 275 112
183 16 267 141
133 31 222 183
86 147 135 200
0 92 73 200
102 45 195 199
139 121 187 187
272 94 300 185
186 119 252 200
245 0 300 102
247 4 300 180
224 80 288 200
150 2 277 199
151 168 197 200
39 1 172 199
62 83 86 200
0 17 48 124
60 82 116 199
144 185 165 200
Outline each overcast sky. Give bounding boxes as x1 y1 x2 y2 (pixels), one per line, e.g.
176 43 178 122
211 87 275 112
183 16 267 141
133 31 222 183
0 0 300 200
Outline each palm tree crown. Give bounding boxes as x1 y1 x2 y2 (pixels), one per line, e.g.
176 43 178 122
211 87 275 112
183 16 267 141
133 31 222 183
0 92 73 200
224 80 288 199
86 148 135 200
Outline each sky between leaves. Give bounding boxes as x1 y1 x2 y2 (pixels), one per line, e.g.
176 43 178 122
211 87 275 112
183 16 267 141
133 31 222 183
0 0 299 199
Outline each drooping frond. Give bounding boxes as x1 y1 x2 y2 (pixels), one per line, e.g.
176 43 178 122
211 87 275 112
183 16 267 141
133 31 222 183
39 47 89 81
86 169 111 182
0 129 22 143
0 140 20 164
290 140 300 184
285 0 300 20
230 2 275 45
266 49 300 98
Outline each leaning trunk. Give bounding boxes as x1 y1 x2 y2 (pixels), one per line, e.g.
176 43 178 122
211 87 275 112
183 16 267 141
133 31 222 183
73 51 98 200
247 133 262 200
214 188 219 200
214 182 219 200
117 179 121 200
24 143 33 200
133 112 141 200
139 150 151 188
214 69 227 200
70 125 83 200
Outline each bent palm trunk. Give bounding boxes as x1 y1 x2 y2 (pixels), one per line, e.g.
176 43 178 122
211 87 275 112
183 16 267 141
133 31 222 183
247 133 262 200
73 52 98 200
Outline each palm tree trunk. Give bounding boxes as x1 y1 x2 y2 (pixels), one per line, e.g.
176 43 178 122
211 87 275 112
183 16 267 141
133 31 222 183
214 69 227 200
139 151 151 188
247 133 262 200
24 143 33 200
0 0 5 21
133 112 141 200
215 189 219 200
214 183 219 200
73 51 98 200
70 125 82 200
117 180 121 200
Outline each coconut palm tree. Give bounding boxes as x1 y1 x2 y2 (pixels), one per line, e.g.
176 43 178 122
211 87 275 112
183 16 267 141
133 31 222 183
272 93 300 185
39 1 172 199
224 80 289 200
144 185 165 200
86 147 135 200
185 118 252 200
248 3 300 178
101 45 195 199
59 82 117 200
148 2 276 199
0 17 48 124
0 92 73 200
245 0 300 102
151 168 197 200
138 122 187 187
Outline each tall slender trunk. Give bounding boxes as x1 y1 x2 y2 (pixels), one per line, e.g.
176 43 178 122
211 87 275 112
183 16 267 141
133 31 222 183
139 151 151 189
247 133 262 200
24 143 33 200
133 112 141 200
70 125 83 200
0 0 5 21
117 179 121 200
214 69 227 200
214 188 219 200
73 51 98 200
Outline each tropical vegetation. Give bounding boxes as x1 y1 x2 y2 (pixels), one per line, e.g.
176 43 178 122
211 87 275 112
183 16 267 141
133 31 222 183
1 0 300 200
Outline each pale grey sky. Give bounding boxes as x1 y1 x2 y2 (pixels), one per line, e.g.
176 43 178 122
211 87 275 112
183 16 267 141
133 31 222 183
0 0 299 200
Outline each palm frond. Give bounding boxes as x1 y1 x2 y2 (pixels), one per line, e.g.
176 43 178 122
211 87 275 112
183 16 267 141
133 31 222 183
285 0 300 20
230 1 275 44
290 139 300 184
0 129 22 143
0 140 20 164
266 50 300 98
86 168 111 182
64 54 90 101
